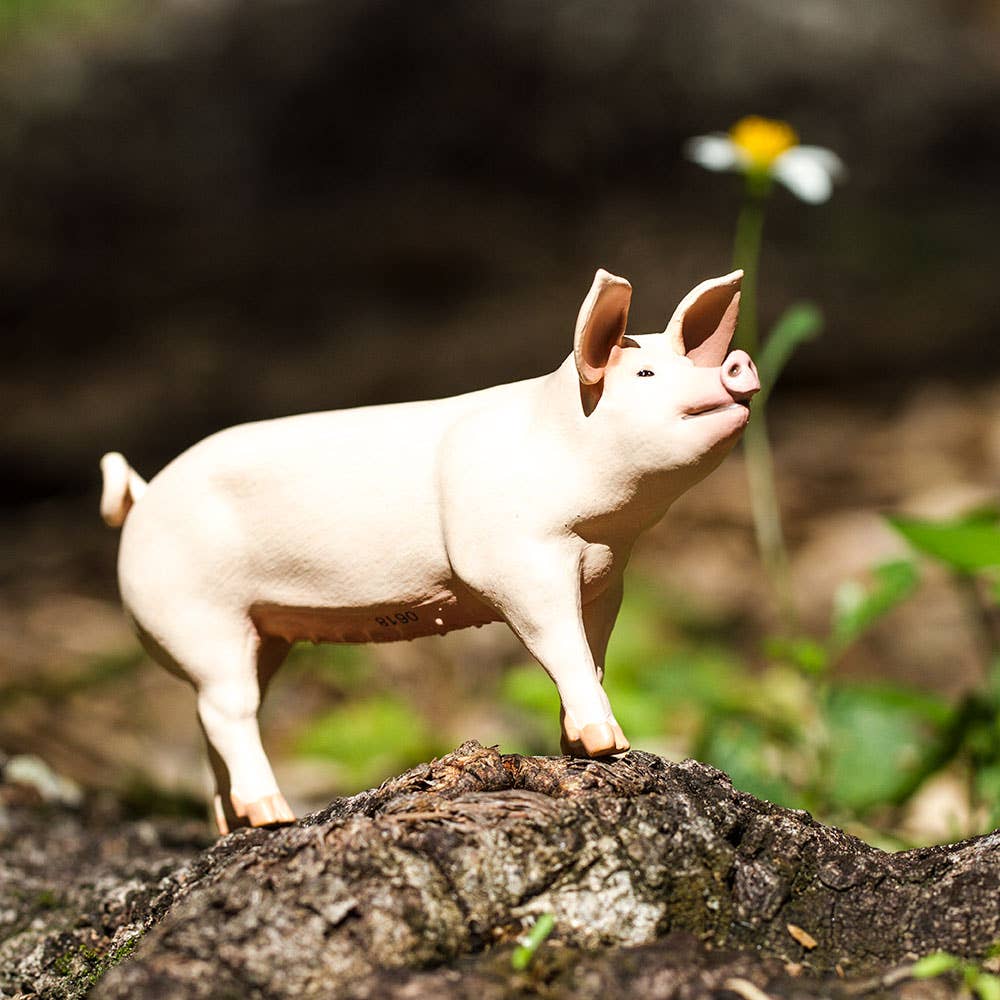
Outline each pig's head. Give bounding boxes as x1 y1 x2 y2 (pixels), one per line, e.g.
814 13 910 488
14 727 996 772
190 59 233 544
573 268 760 481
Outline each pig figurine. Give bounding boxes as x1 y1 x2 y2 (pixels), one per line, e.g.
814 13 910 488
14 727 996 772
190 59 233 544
100 268 758 833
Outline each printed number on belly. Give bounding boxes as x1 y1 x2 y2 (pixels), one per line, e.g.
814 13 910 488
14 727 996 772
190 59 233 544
375 611 419 627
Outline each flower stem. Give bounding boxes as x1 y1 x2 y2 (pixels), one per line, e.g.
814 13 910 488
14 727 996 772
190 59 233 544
733 178 797 630
732 189 766 355
743 409 797 627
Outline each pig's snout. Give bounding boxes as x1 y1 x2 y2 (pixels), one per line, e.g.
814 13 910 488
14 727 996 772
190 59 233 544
721 350 760 401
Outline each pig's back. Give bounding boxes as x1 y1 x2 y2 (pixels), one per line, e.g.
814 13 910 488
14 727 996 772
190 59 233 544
117 390 501 615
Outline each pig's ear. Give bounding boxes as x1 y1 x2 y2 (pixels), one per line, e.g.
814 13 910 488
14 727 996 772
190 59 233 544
573 269 632 385
664 271 742 366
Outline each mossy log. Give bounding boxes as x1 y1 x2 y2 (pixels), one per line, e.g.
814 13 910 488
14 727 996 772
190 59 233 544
3 741 999 999
92 741 999 999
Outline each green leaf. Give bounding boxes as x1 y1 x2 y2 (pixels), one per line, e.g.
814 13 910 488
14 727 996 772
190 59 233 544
757 302 823 402
633 647 749 715
831 559 920 649
823 684 949 811
973 761 1000 809
696 716 805 809
975 972 1000 1000
911 952 961 979
763 635 830 675
888 514 1000 574
511 913 556 971
987 660 1000 706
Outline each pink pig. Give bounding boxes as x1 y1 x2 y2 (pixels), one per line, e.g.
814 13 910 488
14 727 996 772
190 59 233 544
100 269 758 833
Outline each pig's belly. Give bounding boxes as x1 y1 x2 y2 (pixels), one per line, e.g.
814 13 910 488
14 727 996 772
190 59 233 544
250 589 503 644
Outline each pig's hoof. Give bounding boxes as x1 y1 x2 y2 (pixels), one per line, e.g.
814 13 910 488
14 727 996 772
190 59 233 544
242 793 297 828
611 722 630 753
560 714 584 756
581 722 621 757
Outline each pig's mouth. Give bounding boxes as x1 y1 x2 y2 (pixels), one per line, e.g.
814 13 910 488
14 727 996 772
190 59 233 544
682 399 751 420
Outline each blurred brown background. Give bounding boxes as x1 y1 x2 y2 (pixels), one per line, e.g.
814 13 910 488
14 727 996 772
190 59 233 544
2 0 999 818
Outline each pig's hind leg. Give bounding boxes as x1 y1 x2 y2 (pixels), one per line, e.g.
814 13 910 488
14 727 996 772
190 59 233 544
145 613 295 834
197 630 295 834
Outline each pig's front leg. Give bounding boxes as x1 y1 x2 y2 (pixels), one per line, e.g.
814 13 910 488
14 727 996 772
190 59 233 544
560 577 629 756
495 547 627 758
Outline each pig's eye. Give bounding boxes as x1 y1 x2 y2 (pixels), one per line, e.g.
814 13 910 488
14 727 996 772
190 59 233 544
636 369 655 377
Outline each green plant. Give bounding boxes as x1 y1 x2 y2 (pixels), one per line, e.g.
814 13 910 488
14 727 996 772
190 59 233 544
912 946 1000 1000
885 509 1000 828
756 507 1000 828
698 555 937 819
498 562 960 835
511 914 555 971
686 115 843 630
733 259 823 633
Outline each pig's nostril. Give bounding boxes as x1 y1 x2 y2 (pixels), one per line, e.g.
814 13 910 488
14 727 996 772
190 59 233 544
728 363 741 377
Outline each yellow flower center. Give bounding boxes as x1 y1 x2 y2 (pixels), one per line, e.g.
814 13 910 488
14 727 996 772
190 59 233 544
729 116 799 169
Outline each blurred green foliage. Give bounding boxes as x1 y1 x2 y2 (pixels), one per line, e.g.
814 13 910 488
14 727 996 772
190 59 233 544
297 693 444 791
0 0 128 38
830 558 920 651
888 509 1000 573
500 569 950 822
742 508 999 831
0 649 144 707
912 944 1000 1000
288 643 447 790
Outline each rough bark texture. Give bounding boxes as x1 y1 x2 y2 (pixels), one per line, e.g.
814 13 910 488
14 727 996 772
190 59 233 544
0 789 209 999
3 742 999 999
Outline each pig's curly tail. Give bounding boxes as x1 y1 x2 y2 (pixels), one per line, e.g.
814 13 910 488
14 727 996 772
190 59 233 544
99 452 147 527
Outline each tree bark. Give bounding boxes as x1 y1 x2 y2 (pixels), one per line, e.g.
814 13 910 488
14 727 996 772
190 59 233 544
3 742 999 999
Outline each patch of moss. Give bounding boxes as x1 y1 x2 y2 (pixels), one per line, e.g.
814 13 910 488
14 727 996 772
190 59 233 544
52 935 142 993
35 889 61 910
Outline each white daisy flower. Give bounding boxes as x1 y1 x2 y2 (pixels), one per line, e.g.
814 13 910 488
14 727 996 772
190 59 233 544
685 116 845 204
